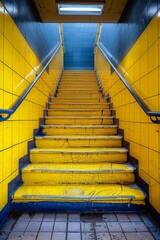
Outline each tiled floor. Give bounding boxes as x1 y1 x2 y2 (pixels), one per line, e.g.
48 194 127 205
0 212 160 240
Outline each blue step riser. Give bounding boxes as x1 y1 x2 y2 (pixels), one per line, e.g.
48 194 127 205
12 202 145 213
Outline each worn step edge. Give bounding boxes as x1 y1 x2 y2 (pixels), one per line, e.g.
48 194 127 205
50 97 108 100
35 135 122 140
12 184 145 202
48 102 109 106
30 147 128 154
45 116 114 119
23 163 135 173
47 109 111 112
41 124 118 129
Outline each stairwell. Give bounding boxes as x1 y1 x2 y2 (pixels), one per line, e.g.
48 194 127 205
12 71 145 212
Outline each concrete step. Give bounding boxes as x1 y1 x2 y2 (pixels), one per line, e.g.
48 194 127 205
57 93 102 98
50 97 107 103
30 147 128 164
35 135 122 148
12 184 145 212
47 109 111 117
45 116 114 125
41 124 118 136
48 103 110 109
58 83 99 87
22 163 135 185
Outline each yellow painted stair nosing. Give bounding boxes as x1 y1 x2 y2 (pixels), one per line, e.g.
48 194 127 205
30 147 128 154
12 184 146 203
50 97 108 99
48 102 109 105
58 90 100 92
45 116 114 119
47 109 111 112
41 124 118 129
35 135 122 140
58 85 98 87
22 163 136 173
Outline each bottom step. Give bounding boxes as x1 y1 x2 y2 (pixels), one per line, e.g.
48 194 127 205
12 184 145 212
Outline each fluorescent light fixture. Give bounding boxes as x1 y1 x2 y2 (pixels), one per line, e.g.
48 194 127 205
58 4 103 15
60 7 101 12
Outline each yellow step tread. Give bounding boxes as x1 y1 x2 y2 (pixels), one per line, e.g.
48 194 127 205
12 184 145 203
30 147 128 153
23 163 135 173
35 135 122 140
51 97 106 99
58 80 97 82
58 89 100 93
41 125 118 128
47 109 110 111
49 103 109 105
58 90 99 91
58 85 99 87
45 116 114 119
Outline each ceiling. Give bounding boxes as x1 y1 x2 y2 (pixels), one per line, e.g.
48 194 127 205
34 0 128 23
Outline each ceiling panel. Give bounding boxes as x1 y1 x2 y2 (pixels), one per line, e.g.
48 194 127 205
34 0 128 23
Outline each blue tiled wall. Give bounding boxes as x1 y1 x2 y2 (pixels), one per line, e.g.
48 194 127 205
100 0 160 65
63 23 98 70
1 0 60 65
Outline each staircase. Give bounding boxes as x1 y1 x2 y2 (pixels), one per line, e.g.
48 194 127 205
12 71 145 212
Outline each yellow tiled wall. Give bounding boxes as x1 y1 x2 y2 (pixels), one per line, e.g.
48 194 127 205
95 12 160 213
0 3 63 211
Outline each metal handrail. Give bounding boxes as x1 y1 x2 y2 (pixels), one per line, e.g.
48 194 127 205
96 42 160 124
0 42 62 122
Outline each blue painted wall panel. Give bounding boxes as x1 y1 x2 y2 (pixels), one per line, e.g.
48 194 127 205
100 0 159 65
63 23 98 70
1 0 60 65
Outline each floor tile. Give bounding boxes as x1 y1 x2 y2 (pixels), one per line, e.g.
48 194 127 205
55 213 67 222
67 232 81 240
120 222 136 232
12 221 29 232
138 232 155 240
110 232 126 240
127 214 141 222
102 214 117 222
132 222 149 232
43 213 56 222
68 214 80 222
53 221 67 232
23 231 38 240
96 232 111 240
18 214 31 222
8 231 24 239
125 232 141 240
68 222 80 232
52 232 66 240
107 222 122 232
94 222 108 232
40 221 54 232
37 231 52 240
82 232 96 240
81 222 94 232
116 214 130 222
26 221 41 232
30 213 44 222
